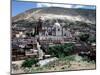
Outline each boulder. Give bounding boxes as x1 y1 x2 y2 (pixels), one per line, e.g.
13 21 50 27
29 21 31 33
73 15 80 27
37 57 58 67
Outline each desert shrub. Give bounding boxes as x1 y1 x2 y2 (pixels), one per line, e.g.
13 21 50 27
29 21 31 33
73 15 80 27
21 58 38 68
88 36 96 43
79 33 89 42
48 43 75 58
80 22 88 27
79 33 96 44
59 55 75 61
82 56 89 61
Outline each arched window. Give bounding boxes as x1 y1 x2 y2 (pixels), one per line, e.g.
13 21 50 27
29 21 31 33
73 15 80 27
58 28 60 31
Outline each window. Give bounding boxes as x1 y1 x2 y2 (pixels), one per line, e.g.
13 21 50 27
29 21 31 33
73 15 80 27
64 33 66 36
58 28 60 31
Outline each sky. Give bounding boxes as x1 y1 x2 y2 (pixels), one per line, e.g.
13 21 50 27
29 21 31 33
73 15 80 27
12 0 96 16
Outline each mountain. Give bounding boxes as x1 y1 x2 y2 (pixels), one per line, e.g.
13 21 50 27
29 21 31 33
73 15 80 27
12 7 96 24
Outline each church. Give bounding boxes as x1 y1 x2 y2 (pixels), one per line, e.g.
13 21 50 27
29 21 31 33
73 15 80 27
36 17 72 43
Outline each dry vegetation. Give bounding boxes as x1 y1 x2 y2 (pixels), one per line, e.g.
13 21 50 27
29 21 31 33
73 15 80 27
23 55 95 73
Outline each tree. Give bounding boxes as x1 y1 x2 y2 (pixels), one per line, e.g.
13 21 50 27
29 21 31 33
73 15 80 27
47 43 75 58
21 58 38 68
79 33 89 42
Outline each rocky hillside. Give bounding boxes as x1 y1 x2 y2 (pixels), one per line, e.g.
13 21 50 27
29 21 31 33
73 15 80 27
12 7 96 24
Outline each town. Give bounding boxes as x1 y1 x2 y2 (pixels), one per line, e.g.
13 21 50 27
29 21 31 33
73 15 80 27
11 16 96 74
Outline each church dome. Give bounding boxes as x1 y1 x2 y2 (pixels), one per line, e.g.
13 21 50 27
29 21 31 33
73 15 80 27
54 22 61 27
38 16 44 21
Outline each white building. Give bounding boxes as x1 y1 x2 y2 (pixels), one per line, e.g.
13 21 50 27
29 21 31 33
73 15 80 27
38 21 72 41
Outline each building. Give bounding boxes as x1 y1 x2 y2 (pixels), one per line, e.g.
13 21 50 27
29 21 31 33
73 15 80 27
37 20 73 44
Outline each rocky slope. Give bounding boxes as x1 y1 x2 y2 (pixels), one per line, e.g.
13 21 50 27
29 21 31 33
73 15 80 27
12 7 96 24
